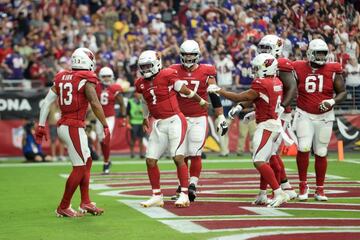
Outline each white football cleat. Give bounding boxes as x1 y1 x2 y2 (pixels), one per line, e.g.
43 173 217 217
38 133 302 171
298 182 309 201
284 189 297 200
267 189 289 208
140 194 164 208
314 187 328 201
175 192 190 208
252 191 269 205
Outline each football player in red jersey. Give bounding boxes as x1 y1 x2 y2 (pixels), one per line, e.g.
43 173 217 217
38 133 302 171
135 50 208 208
292 39 346 201
230 35 298 204
169 40 228 202
208 53 289 207
96 66 126 174
35 48 109 217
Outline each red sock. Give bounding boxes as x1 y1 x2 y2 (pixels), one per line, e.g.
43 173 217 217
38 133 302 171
101 142 110 163
315 155 327 186
59 166 86 209
256 163 280 191
269 155 281 184
184 157 189 168
147 165 161 193
276 155 287 181
296 151 310 182
189 156 202 178
80 158 92 204
260 174 267 190
177 164 189 190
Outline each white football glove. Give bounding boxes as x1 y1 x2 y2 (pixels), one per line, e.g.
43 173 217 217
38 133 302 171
319 99 335 112
207 84 221 94
228 104 243 120
216 114 228 136
276 105 285 119
242 111 255 124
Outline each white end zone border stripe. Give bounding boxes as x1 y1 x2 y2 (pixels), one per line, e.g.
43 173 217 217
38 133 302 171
119 200 177 218
208 229 360 240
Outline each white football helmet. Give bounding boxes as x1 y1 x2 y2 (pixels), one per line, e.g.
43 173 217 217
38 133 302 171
307 39 329 65
71 47 96 71
251 53 278 78
138 50 162 78
99 67 114 85
180 40 200 68
258 35 284 58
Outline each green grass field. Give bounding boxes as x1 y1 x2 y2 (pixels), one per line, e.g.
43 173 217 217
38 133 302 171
1 153 360 240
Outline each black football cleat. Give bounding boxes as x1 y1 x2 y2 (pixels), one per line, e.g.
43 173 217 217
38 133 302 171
188 183 197 202
171 185 181 200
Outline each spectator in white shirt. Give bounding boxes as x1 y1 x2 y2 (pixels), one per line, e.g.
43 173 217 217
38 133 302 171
151 14 166 34
345 56 360 87
215 51 235 87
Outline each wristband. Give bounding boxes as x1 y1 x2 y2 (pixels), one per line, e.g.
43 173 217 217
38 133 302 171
199 98 206 106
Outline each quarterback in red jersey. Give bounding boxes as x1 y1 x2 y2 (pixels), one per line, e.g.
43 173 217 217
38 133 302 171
169 40 228 202
208 53 289 207
35 48 109 217
96 66 126 174
292 39 346 201
135 50 208 208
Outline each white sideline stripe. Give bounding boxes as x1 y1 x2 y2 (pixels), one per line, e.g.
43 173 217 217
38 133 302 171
160 220 209 233
0 158 359 167
209 229 360 240
242 207 292 216
277 207 360 212
119 200 178 219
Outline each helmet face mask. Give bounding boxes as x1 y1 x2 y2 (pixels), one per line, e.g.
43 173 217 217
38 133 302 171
180 52 199 68
252 53 278 78
179 40 200 69
99 67 114 85
307 39 329 66
257 44 272 54
258 35 283 58
138 50 162 79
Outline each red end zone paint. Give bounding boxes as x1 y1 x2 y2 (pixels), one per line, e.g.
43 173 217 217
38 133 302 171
194 219 360 230
249 232 360 240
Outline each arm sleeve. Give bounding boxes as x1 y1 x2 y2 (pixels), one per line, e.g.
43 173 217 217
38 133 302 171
39 89 58 126
278 58 294 72
332 62 343 74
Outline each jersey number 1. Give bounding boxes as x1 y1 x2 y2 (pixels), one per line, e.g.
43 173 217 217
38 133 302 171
59 82 73 106
305 75 323 93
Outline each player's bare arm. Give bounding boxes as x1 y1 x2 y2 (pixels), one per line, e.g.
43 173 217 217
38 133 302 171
115 94 126 117
85 82 108 127
216 88 259 103
319 73 346 112
279 70 296 107
333 73 346 104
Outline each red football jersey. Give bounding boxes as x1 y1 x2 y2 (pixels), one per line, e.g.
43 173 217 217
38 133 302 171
96 83 122 117
135 68 181 119
251 77 283 124
54 70 99 127
292 60 342 114
170 64 215 117
278 57 294 113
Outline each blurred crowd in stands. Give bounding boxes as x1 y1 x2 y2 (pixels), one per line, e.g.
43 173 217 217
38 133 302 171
0 0 360 90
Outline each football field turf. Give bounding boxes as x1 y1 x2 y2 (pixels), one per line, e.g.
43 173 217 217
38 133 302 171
1 153 360 240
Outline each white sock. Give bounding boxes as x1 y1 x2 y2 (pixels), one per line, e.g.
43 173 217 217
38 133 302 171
281 181 292 189
189 176 199 186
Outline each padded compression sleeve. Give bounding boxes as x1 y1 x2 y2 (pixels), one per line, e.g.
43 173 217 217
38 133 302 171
209 92 222 108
